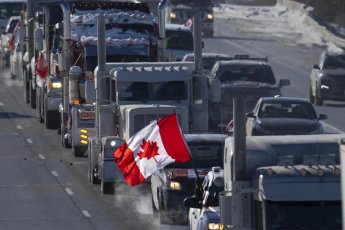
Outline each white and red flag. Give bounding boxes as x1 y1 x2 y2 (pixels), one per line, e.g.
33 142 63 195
113 113 191 186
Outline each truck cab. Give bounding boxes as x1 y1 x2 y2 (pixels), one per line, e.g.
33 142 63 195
166 0 214 37
220 134 344 230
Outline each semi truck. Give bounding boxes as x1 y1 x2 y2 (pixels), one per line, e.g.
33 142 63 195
165 0 214 37
53 1 159 157
219 134 343 230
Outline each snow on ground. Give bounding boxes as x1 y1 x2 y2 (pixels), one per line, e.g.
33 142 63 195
214 3 343 53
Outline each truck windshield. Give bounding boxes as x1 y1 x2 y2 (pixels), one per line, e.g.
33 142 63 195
266 201 341 229
219 64 276 84
166 30 193 51
0 3 23 20
118 81 188 102
85 55 149 72
323 54 345 69
166 142 223 169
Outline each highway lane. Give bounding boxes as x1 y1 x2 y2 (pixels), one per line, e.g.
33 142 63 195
203 16 345 132
0 7 344 230
0 67 187 229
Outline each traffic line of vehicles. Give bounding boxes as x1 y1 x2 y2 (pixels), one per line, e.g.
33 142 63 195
0 0 345 229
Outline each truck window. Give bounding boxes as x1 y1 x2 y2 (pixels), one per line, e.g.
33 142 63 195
166 30 193 51
266 201 341 229
219 64 276 84
154 81 188 101
167 142 223 169
0 3 23 20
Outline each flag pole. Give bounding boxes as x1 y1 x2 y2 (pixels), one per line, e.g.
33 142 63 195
176 111 203 200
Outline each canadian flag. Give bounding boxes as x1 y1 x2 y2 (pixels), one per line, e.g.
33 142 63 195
113 113 191 186
35 52 48 78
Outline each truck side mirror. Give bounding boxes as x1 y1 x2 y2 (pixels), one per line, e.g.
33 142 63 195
34 28 43 51
279 79 290 88
312 64 320 69
184 196 202 209
246 112 255 118
318 114 327 120
209 79 221 102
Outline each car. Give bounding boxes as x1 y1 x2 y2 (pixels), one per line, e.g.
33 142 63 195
309 50 345 105
165 23 194 61
0 15 20 67
186 166 223 230
151 133 226 225
246 97 327 136
181 52 233 74
207 55 290 132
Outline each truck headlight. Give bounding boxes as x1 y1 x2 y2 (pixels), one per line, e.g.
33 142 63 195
168 181 181 190
169 12 176 19
49 81 62 89
207 14 213 20
208 223 220 230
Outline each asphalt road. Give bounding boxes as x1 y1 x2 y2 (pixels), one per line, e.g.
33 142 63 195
0 69 186 229
0 10 344 230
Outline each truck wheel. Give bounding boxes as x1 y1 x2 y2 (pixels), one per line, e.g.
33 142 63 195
152 196 158 217
37 89 44 123
309 85 315 104
315 88 323 106
72 146 84 157
101 181 114 194
24 70 29 104
90 165 100 184
29 80 36 109
159 210 170 225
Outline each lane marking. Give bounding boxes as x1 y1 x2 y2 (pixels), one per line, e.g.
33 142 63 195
51 171 59 177
16 125 23 130
65 188 74 196
26 138 33 144
82 210 91 218
38 154 45 160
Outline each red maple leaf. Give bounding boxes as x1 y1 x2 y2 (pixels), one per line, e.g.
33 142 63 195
138 139 160 161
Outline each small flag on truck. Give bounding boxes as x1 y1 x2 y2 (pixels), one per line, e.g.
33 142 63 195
113 113 191 186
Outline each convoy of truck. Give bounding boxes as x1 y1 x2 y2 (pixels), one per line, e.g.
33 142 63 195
1 0 344 229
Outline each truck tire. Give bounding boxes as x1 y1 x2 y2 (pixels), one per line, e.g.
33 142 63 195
24 70 29 104
43 95 59 129
315 88 323 106
101 181 114 194
152 196 158 217
159 210 170 225
29 80 36 109
72 146 84 157
37 89 44 123
309 85 315 104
